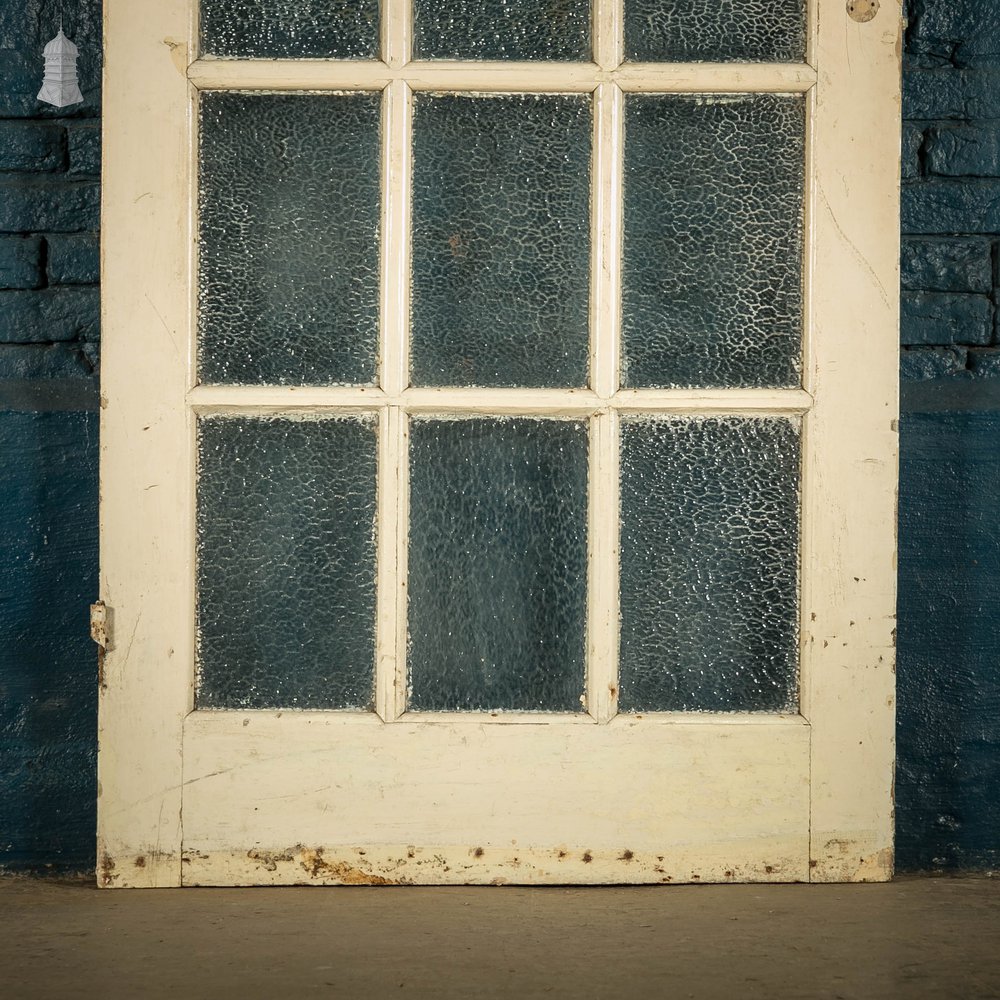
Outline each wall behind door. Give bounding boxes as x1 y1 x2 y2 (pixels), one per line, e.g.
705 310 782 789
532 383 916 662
0 0 101 873
1 0 998 875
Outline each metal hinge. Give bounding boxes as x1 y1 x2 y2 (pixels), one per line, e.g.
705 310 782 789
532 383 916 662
91 601 111 689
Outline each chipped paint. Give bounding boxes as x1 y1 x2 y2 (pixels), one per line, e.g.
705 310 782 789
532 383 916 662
179 844 807 887
161 37 188 76
99 853 118 888
90 602 110 690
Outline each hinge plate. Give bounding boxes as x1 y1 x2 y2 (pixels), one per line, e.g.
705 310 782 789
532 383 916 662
91 601 111 689
90 601 109 649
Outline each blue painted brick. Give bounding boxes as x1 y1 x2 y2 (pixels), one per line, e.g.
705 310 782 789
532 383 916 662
907 0 1000 69
900 238 993 293
901 291 993 346
897 410 1000 871
46 234 99 285
0 411 97 873
926 125 1000 177
0 179 100 233
0 122 64 172
968 348 1000 377
901 179 1000 234
67 125 100 176
904 69 1000 120
901 125 925 181
0 343 94 380
0 289 100 344
0 236 44 290
899 346 969 380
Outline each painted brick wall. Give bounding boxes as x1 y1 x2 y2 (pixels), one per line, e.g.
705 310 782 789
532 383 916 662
0 0 101 873
2 0 1000 875
896 0 1000 872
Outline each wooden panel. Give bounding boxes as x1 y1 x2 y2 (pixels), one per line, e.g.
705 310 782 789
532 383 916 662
182 712 811 886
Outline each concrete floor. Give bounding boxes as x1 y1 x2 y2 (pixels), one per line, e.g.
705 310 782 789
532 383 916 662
2 877 998 999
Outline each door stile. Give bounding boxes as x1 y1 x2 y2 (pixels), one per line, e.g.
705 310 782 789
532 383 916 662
99 0 193 887
803 0 900 881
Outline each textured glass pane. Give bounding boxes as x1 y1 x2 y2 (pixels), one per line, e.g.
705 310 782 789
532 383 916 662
200 0 379 59
408 418 588 711
625 0 806 63
619 417 800 712
198 92 380 386
197 415 377 710
413 0 590 60
622 94 805 389
411 95 591 388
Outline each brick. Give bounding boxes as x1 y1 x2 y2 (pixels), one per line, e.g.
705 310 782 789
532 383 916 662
906 0 1000 69
904 69 1000 120
901 292 993 346
0 289 100 344
926 125 1000 177
900 238 993 293
901 125 925 181
67 125 100 176
0 344 94 380
0 179 100 234
0 122 64 172
0 236 44 290
899 346 969 380
968 348 1000 377
46 234 99 285
901 179 1000 235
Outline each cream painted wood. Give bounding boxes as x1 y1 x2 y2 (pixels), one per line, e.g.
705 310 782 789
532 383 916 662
187 385 814 414
801 5 901 881
186 59 817 94
99 0 193 887
100 0 900 887
181 712 810 885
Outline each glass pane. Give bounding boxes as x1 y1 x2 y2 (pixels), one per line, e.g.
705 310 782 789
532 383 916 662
622 94 805 389
196 415 377 710
411 95 591 388
413 0 590 61
619 417 800 713
198 92 380 386
624 0 806 63
408 418 588 712
200 0 379 59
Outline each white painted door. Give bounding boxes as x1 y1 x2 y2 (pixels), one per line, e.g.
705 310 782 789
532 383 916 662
98 0 901 887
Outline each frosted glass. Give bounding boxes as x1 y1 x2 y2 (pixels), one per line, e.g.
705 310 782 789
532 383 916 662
413 0 590 61
196 415 377 710
622 94 805 389
408 418 588 712
198 92 380 386
625 0 806 63
200 0 379 59
619 417 800 713
411 94 591 388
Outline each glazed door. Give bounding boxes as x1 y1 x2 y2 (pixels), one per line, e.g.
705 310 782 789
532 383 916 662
98 0 900 886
